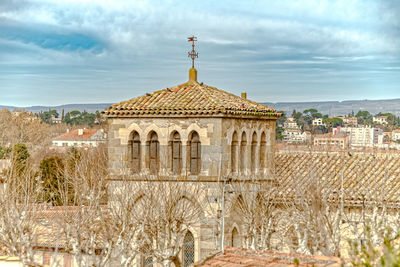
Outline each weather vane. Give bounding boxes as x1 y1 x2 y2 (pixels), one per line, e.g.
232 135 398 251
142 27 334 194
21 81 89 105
187 36 198 68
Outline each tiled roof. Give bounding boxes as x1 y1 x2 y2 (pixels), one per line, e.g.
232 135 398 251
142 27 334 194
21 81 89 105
32 206 107 248
198 247 340 266
53 129 98 141
101 81 280 118
275 152 400 205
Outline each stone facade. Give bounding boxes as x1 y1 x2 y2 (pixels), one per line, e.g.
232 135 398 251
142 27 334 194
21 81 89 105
107 117 276 180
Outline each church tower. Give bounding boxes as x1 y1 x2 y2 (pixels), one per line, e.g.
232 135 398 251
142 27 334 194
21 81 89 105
102 37 281 260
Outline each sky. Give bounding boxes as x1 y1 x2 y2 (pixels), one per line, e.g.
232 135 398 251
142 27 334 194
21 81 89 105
0 0 399 106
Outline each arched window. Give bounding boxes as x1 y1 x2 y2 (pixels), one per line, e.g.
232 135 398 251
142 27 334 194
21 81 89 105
260 132 266 171
128 131 141 173
148 131 159 174
232 227 240 247
170 131 182 174
183 231 195 267
189 132 201 175
142 256 153 267
231 131 238 173
251 132 257 173
240 132 247 173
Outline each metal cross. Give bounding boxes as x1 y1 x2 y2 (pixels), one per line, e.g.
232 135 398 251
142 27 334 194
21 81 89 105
187 36 198 68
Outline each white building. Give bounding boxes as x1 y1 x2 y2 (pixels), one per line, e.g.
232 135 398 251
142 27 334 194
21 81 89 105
312 118 325 127
373 116 388 125
50 115 62 124
283 117 299 129
342 116 358 126
393 129 400 141
282 129 310 143
52 129 107 147
333 126 383 147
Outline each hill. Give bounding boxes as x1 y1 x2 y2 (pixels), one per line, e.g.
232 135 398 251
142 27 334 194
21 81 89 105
1 98 400 116
263 98 400 116
0 103 112 114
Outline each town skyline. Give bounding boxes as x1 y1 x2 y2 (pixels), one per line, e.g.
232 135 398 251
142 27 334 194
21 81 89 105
1 0 399 106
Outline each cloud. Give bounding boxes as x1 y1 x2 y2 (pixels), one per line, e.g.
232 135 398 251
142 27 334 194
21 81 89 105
0 0 399 106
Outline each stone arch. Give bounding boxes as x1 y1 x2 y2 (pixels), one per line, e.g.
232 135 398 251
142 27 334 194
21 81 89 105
231 131 239 174
124 123 144 144
251 132 257 174
169 130 182 174
143 124 165 144
147 131 160 174
231 227 241 247
187 131 201 175
128 130 141 173
186 124 209 145
239 132 247 174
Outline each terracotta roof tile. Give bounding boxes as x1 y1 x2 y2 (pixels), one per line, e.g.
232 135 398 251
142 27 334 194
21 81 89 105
198 247 340 266
101 81 280 119
275 152 400 205
53 129 99 141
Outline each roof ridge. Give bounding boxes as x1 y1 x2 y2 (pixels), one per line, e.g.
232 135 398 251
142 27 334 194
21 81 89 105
102 81 280 118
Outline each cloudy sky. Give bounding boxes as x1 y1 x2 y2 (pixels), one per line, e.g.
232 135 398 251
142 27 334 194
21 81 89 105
1 0 399 106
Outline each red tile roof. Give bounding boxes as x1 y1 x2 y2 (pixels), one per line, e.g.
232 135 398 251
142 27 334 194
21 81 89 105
53 129 98 141
275 152 400 205
197 247 340 267
102 81 280 119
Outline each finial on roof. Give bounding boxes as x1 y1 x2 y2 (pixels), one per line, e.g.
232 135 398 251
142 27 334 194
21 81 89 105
188 36 198 82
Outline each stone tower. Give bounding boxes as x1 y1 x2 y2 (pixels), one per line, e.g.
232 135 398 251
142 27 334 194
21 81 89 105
103 68 280 180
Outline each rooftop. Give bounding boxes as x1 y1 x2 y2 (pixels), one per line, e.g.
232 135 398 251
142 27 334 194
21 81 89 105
197 247 340 267
102 71 280 119
53 129 99 141
275 151 400 205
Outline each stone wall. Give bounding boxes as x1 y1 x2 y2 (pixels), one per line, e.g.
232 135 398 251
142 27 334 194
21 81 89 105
107 116 276 180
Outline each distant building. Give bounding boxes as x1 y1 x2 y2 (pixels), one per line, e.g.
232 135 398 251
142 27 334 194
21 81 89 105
333 126 383 147
50 115 62 124
342 116 358 126
313 133 349 149
393 129 400 141
373 116 388 125
282 129 310 143
312 118 325 126
52 129 106 147
283 117 299 129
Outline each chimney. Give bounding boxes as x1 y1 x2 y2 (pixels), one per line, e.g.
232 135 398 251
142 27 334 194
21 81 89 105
241 92 247 99
78 129 83 136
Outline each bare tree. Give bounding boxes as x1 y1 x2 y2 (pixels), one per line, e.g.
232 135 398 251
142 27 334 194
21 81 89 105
0 156 42 265
228 180 279 251
132 179 204 267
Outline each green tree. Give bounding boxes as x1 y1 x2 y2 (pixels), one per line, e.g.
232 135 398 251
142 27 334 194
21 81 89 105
12 143 30 174
323 117 343 129
39 156 66 206
356 110 373 125
38 110 59 123
0 145 11 159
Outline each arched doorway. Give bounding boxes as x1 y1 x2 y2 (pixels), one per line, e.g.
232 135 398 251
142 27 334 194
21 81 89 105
232 227 241 247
